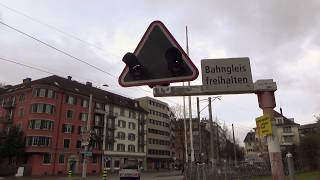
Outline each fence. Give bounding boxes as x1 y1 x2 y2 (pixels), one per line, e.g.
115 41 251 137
185 161 272 180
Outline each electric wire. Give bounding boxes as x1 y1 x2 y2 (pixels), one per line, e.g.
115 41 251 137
0 56 134 98
0 18 180 105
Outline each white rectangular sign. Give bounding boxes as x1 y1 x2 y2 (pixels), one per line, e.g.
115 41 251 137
201 57 253 93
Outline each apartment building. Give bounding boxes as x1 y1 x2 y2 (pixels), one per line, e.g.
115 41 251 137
136 97 172 170
243 130 266 163
299 122 320 137
243 109 300 162
0 75 146 176
174 118 210 167
273 110 300 149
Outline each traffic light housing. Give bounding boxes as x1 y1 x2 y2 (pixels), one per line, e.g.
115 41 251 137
122 53 147 80
165 47 185 76
119 21 198 87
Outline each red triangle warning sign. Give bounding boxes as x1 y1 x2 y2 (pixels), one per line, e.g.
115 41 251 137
118 21 199 87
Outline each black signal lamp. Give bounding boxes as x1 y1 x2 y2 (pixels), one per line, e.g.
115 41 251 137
122 53 145 80
165 47 185 76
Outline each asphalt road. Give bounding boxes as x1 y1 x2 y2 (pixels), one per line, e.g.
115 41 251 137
1 171 184 180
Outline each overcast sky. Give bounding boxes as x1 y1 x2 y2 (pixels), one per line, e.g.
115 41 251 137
0 0 319 144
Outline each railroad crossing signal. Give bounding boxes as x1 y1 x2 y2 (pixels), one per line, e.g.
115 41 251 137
119 21 199 87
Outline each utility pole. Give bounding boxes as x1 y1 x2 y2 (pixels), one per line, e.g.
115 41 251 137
208 97 215 167
186 26 195 163
232 124 237 167
82 94 93 178
102 113 108 171
256 83 285 180
197 97 201 163
183 83 188 164
215 117 220 164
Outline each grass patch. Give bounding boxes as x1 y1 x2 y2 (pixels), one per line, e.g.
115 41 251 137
251 171 320 180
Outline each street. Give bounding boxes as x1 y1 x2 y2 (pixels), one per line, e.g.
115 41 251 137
1 171 184 180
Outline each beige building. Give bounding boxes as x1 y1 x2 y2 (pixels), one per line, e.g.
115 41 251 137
136 97 172 170
274 110 300 148
102 103 147 172
243 109 300 162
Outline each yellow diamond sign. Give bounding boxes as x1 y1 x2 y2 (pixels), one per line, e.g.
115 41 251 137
256 115 272 136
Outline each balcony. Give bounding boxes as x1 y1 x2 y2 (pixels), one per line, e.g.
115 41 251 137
2 101 15 109
93 122 104 128
95 109 105 114
107 126 116 130
105 136 115 143
282 132 295 136
0 115 13 124
281 142 294 146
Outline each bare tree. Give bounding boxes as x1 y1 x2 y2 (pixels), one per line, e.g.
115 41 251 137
170 104 189 120
315 114 320 124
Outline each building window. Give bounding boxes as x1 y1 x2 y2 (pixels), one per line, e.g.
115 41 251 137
39 89 46 97
92 155 97 164
66 110 73 119
59 154 64 164
18 94 25 103
80 113 88 121
96 103 102 109
128 122 136 130
117 132 125 140
81 99 88 108
283 127 292 133
64 139 70 148
47 89 54 98
128 145 135 152
26 136 52 146
43 153 51 164
114 160 120 168
19 108 24 117
120 108 125 116
66 95 76 105
28 120 54 130
78 126 86 134
106 144 114 151
283 136 293 143
33 88 55 98
117 144 125 152
118 120 126 128
76 140 82 148
128 133 135 141
31 103 55 114
62 124 74 133
129 111 136 119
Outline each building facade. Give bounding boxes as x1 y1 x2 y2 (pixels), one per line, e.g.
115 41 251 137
136 97 172 170
243 109 300 162
174 118 210 167
299 123 320 137
0 75 146 176
273 110 300 151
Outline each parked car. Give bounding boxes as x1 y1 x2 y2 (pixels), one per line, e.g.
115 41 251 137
119 160 140 180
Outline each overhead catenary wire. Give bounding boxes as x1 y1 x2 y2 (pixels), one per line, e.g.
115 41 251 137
0 2 110 54
0 56 134 98
0 20 116 79
0 20 180 105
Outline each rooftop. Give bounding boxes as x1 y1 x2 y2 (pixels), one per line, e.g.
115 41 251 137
0 75 146 112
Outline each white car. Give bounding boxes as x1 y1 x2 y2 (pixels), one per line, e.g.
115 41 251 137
119 160 140 180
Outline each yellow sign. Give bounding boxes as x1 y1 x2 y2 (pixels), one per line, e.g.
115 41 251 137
256 115 272 136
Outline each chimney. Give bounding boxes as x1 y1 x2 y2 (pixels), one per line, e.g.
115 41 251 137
86 82 92 87
67 76 72 80
23 78 32 85
280 107 283 116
